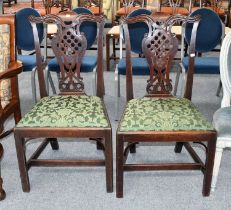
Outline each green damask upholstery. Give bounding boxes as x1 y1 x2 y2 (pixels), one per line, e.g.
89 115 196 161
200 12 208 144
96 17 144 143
17 95 109 128
119 97 214 132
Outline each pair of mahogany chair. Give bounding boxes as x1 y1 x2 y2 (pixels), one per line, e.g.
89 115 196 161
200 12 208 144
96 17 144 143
12 11 217 199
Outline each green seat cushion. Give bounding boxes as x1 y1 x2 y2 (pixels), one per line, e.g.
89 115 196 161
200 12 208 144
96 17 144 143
17 95 109 128
119 97 214 132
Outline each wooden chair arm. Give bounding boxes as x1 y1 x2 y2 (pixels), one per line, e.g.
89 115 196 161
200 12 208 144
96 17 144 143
0 61 23 80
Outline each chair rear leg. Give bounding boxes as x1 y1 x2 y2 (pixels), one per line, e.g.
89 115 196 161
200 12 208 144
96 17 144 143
48 71 56 94
130 144 136 153
115 69 120 121
31 68 37 103
14 134 30 192
92 68 97 95
105 130 113 192
211 146 223 192
116 134 124 198
202 137 216 196
48 138 59 150
174 142 184 153
173 66 181 96
0 144 6 201
96 140 103 150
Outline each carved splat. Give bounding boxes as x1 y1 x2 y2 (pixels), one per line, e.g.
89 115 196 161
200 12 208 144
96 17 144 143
143 28 178 94
29 14 105 95
51 21 87 93
120 14 200 97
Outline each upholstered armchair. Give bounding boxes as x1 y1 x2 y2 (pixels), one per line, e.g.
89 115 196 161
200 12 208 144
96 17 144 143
0 14 22 201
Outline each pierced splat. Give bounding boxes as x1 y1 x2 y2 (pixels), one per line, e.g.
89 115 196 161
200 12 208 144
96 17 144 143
29 14 105 96
51 21 87 93
142 27 178 95
120 14 200 98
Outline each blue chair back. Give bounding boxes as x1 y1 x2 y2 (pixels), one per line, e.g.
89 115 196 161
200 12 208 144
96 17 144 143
185 8 222 52
127 8 152 54
16 8 44 51
72 7 97 49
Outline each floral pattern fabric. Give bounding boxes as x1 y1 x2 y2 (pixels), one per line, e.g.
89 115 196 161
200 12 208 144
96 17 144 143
0 24 11 108
17 95 109 128
119 97 214 132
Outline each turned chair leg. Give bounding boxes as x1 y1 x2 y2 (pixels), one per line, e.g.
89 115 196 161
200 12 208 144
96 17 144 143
211 147 224 191
0 144 6 201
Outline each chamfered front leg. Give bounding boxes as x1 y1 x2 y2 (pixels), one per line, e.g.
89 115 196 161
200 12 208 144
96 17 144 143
14 133 30 192
116 134 124 198
105 130 113 192
202 137 217 196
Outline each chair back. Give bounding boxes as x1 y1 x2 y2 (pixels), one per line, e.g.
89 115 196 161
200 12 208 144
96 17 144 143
220 31 231 107
16 8 44 51
126 8 152 54
121 14 200 100
72 7 97 49
29 14 105 98
185 8 222 52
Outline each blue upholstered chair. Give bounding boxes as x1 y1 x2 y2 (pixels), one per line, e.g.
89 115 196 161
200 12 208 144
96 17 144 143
114 8 152 119
45 7 98 95
211 31 231 191
174 8 223 96
16 8 44 102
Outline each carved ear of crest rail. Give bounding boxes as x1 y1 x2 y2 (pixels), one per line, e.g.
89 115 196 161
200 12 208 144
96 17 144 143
120 14 200 100
29 14 105 97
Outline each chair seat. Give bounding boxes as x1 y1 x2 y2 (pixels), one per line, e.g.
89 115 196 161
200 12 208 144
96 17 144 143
118 58 149 75
17 54 36 72
17 95 109 128
119 97 213 132
48 56 97 73
182 57 220 74
213 107 231 137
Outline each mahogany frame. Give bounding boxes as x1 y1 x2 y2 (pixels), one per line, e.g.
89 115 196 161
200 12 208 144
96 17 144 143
116 14 217 198
14 14 113 193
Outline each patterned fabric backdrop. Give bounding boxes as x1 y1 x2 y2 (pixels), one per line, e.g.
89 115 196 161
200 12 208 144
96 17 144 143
0 24 11 108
